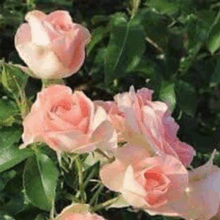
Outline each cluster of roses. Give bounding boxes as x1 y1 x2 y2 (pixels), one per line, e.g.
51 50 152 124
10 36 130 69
14 9 220 220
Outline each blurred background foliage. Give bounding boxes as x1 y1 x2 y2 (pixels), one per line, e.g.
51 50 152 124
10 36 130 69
0 0 220 219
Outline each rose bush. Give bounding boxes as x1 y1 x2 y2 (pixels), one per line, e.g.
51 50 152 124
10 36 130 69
21 85 117 153
15 10 91 79
102 86 196 165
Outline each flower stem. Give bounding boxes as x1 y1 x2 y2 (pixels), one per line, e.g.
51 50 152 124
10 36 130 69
75 157 86 203
92 197 119 212
75 165 98 199
42 78 65 89
89 184 105 206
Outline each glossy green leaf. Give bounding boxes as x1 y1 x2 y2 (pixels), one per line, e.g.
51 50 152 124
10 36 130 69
208 21 220 54
0 126 33 173
23 153 58 211
159 81 176 112
104 13 146 84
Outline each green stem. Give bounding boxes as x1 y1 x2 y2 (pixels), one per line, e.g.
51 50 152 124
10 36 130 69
42 78 65 89
75 166 98 198
89 184 105 206
92 197 119 212
75 157 86 203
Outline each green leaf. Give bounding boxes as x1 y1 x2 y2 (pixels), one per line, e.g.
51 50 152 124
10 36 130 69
91 15 109 25
147 0 180 15
1 63 28 98
0 170 16 191
0 99 18 126
134 8 168 50
208 21 220 54
0 211 15 220
132 59 156 77
104 13 146 84
159 81 176 112
0 126 33 173
87 26 110 55
175 80 197 117
23 153 59 211
1 192 24 215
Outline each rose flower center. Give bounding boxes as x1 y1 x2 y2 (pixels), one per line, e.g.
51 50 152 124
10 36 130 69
54 23 72 32
51 99 71 113
143 169 171 207
144 172 166 191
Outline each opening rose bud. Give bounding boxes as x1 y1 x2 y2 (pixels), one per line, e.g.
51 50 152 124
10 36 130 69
14 10 91 79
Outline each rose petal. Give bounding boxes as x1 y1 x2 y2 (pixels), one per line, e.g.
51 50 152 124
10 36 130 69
25 10 50 46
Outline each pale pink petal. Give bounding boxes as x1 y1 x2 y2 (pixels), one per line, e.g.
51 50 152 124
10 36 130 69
100 159 126 192
94 101 114 113
72 23 91 45
15 42 69 79
46 130 90 152
91 120 117 151
169 170 220 220
171 141 196 166
114 144 150 168
25 10 50 46
15 23 31 46
122 166 148 208
74 91 94 118
45 10 73 29
42 21 61 41
91 106 107 132
25 10 47 21
142 105 164 142
137 87 154 103
118 105 140 133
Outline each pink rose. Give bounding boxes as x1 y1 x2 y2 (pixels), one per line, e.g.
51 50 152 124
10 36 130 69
21 85 117 153
15 10 91 79
164 150 220 220
94 88 153 142
114 86 195 166
55 203 105 220
100 144 188 215
94 101 125 141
